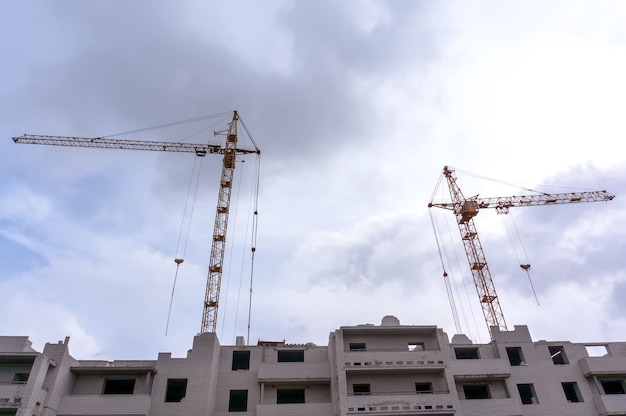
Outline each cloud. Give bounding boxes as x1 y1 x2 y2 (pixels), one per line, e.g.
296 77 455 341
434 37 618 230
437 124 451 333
1 1 626 359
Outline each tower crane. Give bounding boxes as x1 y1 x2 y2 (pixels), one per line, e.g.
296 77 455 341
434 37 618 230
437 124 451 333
428 165 614 335
12 111 260 334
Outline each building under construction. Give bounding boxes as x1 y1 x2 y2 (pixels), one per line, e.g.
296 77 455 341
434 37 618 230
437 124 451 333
2 316 625 416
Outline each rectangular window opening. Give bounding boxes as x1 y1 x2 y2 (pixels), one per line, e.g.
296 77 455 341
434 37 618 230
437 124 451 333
549 345 569 364
277 388 305 404
408 342 425 351
463 384 490 399
585 345 608 357
353 384 371 396
228 389 248 412
506 347 525 366
601 380 626 395
165 378 188 402
11 373 29 384
562 382 582 403
415 383 433 393
349 343 366 352
277 349 304 362
232 350 251 371
103 379 135 395
455 348 479 359
517 383 537 404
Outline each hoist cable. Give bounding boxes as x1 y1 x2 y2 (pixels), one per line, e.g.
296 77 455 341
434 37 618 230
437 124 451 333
229 158 248 343
429 209 461 334
165 156 204 335
505 213 540 306
247 155 261 346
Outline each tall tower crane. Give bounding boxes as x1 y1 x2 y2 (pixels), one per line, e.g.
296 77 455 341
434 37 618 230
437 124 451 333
428 165 614 335
12 111 260 334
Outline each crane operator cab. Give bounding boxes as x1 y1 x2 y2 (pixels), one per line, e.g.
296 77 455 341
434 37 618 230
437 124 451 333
459 200 479 223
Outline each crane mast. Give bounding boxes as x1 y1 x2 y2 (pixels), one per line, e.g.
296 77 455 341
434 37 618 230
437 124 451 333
202 112 238 333
429 165 614 335
13 111 260 334
439 166 507 332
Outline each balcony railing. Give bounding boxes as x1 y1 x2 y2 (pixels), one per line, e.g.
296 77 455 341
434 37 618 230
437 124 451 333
257 402 333 416
58 394 151 415
345 391 455 414
348 390 450 396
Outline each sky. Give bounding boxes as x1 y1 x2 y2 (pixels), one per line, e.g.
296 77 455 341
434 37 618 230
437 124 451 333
1 0 626 360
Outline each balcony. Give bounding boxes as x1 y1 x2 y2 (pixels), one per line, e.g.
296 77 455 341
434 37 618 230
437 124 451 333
459 397 522 415
344 349 445 374
0 383 26 400
450 358 510 379
58 394 151 415
345 391 455 414
257 402 333 416
592 393 626 416
579 356 626 376
258 362 331 383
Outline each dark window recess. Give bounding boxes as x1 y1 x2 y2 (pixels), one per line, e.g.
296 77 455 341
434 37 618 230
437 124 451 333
228 390 248 412
517 383 537 404
601 380 626 395
12 373 29 384
165 378 188 402
278 350 304 362
463 384 490 399
353 384 371 395
232 350 251 371
549 346 568 364
277 388 305 404
415 383 433 393
103 379 135 395
349 343 366 352
455 348 479 359
506 347 525 366
562 382 582 402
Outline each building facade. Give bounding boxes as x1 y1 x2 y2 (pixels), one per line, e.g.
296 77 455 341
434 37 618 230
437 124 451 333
1 316 625 416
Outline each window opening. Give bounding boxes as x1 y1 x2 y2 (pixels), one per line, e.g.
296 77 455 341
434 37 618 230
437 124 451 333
103 379 135 394
506 347 525 366
601 380 626 395
415 383 433 393
165 378 188 402
353 384 371 395
228 390 248 412
277 350 304 362
232 350 250 370
277 388 305 404
455 348 479 359
12 373 29 384
517 383 537 404
549 346 568 364
585 345 608 357
562 382 582 402
463 384 490 399
349 343 366 352
408 342 425 351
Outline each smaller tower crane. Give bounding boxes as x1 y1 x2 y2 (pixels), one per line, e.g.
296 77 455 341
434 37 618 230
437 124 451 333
13 111 260 334
429 166 614 335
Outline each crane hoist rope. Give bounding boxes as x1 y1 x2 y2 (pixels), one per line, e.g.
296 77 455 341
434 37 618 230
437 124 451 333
12 110 261 335
428 165 614 337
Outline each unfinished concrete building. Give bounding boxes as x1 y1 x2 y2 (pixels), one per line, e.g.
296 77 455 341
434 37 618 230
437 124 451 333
1 316 625 416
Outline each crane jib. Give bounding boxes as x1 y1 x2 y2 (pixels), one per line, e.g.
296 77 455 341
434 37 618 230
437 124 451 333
12 135 259 155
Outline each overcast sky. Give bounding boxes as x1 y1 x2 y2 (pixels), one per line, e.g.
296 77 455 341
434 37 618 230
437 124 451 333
1 1 626 360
